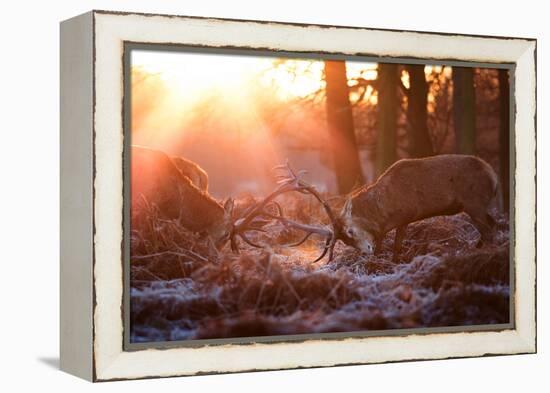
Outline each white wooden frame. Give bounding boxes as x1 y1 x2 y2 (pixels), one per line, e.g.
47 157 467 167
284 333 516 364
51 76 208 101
60 10 536 382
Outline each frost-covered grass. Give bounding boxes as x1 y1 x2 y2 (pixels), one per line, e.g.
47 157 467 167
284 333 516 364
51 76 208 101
130 194 510 343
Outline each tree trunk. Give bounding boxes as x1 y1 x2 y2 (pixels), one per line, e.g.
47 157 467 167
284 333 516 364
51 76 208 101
453 67 476 154
376 63 399 175
324 60 364 194
498 69 510 215
405 64 434 157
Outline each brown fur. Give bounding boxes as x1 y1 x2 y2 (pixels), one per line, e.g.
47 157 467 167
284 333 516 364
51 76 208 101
340 155 498 261
131 146 230 241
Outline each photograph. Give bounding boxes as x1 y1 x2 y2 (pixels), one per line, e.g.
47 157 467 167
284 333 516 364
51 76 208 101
127 48 512 344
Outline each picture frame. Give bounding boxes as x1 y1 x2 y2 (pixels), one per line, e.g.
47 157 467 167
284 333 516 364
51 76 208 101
60 10 536 381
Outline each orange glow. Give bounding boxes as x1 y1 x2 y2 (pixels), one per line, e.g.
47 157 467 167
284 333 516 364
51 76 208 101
260 60 325 99
132 50 267 98
131 52 381 153
133 51 380 105
130 52 386 168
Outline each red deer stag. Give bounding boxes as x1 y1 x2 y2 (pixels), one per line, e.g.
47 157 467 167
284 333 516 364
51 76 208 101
336 154 498 261
131 146 259 249
244 155 499 263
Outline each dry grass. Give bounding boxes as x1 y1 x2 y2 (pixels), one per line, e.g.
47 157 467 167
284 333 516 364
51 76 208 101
130 194 510 343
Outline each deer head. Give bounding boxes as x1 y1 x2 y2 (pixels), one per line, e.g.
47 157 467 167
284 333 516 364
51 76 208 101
337 198 376 255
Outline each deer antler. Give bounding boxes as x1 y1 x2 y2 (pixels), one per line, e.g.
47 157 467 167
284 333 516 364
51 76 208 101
230 161 340 262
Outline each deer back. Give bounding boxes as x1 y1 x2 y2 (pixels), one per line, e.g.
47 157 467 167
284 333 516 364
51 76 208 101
349 154 498 236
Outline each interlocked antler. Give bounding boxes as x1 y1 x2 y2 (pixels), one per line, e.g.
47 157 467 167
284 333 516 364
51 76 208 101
230 161 339 262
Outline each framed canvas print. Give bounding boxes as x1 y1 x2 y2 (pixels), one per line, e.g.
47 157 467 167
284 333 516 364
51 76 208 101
60 10 537 381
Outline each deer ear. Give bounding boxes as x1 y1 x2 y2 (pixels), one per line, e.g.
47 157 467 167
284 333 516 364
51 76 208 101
343 198 353 218
223 197 235 217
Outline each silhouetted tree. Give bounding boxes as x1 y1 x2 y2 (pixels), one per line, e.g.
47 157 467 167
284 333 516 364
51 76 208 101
324 60 364 193
376 63 399 174
498 69 510 214
404 64 434 157
453 67 476 154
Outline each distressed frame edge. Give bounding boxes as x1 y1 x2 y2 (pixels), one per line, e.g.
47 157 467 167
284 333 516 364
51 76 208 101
512 39 537 354
59 11 95 381
91 8 537 42
90 11 537 381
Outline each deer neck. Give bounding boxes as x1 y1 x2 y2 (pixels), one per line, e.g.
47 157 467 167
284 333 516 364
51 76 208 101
351 187 385 236
177 181 224 232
